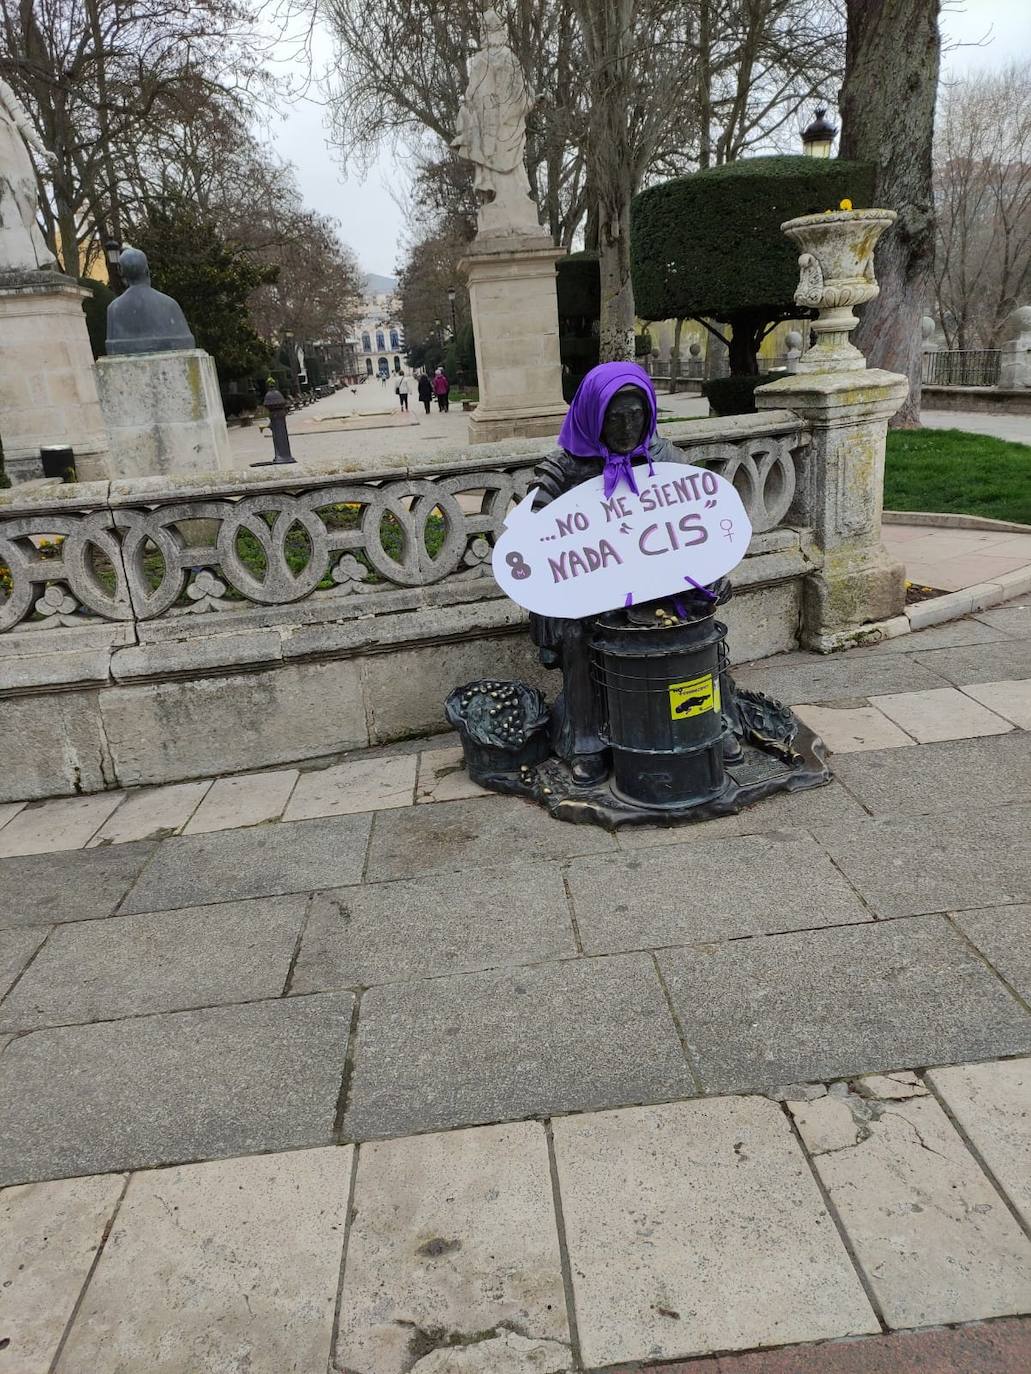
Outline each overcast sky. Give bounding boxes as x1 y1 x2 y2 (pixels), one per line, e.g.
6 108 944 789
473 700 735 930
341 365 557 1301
271 1 1031 280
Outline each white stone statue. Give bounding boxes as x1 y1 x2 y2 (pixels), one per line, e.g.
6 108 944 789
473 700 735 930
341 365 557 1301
0 77 56 272
451 7 542 237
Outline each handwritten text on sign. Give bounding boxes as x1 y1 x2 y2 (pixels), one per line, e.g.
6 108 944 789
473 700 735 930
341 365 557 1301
492 461 752 618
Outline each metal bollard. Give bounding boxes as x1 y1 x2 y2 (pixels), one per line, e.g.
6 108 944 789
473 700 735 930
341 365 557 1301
250 388 297 466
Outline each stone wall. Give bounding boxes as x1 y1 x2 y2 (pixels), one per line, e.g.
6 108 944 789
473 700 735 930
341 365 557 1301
921 386 1031 416
1 416 846 800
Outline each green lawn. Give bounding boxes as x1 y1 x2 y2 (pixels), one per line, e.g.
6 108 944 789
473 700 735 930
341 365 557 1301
884 427 1031 526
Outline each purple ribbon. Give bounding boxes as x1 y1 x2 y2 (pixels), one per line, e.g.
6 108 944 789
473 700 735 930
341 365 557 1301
602 449 655 499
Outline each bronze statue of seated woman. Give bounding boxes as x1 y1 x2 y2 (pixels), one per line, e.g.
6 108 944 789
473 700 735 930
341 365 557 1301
445 361 829 828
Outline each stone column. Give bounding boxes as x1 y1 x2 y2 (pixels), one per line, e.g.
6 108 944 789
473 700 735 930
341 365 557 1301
95 348 232 478
460 231 568 444
998 306 1031 390
757 207 908 651
0 270 109 481
757 370 908 650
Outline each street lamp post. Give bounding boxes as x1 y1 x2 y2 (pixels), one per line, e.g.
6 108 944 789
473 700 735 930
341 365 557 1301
104 237 123 293
284 330 299 397
801 107 837 158
447 285 457 339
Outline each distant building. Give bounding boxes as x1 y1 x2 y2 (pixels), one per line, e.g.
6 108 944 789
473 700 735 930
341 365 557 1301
353 273 406 378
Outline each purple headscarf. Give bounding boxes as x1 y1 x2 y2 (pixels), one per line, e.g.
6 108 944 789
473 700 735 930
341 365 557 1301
557 361 658 498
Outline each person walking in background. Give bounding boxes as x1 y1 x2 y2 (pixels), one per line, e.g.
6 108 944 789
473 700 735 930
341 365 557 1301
417 371 433 415
433 366 450 413
396 372 410 411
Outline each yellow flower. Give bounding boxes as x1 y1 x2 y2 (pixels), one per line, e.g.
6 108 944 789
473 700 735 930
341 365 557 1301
839 198 853 210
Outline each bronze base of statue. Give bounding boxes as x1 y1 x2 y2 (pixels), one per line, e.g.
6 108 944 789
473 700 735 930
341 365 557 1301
445 673 831 832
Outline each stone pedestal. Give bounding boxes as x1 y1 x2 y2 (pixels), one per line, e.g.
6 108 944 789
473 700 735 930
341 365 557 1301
998 307 1031 389
460 231 568 443
95 348 232 479
757 369 909 651
0 270 109 482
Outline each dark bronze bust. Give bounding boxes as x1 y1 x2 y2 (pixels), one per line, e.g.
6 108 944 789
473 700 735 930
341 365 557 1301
105 248 196 356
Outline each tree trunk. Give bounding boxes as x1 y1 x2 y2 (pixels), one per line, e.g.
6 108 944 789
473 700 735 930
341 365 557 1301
669 317 683 394
727 314 763 375
573 0 637 362
598 195 635 361
839 0 941 427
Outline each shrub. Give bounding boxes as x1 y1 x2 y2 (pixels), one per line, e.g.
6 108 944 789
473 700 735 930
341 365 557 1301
631 156 877 373
702 373 784 416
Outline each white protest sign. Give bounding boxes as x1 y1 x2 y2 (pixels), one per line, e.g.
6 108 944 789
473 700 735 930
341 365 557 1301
492 460 751 618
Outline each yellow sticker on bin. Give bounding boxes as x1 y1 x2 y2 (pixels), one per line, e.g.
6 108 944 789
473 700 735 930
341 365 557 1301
668 673 720 720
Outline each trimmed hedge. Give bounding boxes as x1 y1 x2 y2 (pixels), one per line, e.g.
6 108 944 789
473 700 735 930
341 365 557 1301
79 276 116 358
631 156 877 323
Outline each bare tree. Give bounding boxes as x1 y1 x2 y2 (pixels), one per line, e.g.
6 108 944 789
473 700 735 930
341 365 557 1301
932 62 1031 349
0 0 272 278
694 0 845 170
839 0 942 426
323 0 592 249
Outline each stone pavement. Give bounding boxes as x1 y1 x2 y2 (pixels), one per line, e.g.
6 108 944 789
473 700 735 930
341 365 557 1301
921 409 1031 445
883 522 1031 594
2 597 1031 1371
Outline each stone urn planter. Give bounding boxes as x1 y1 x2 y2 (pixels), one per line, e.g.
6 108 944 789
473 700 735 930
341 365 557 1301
781 208 896 373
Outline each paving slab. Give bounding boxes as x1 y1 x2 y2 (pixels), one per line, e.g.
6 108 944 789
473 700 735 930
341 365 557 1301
792 703 915 752
814 804 1031 917
55 1147 352 1374
878 617 1012 652
284 753 417 820
345 953 692 1139
789 1091 1031 1328
637 1316 1031 1372
118 813 372 914
0 925 46 999
658 916 1031 1093
0 792 125 857
975 603 1031 637
927 1057 1031 1229
870 687 1013 743
86 780 212 845
552 1097 877 1368
0 841 157 931
365 794 614 883
735 653 946 706
0 800 25 830
952 904 1031 1002
291 866 574 993
566 832 870 954
912 638 1031 685
335 1122 569 1374
0 894 309 1031
416 745 490 804
962 678 1031 729
827 732 1031 817
183 767 298 833
0 992 353 1184
616 780 867 850
1 1172 125 1374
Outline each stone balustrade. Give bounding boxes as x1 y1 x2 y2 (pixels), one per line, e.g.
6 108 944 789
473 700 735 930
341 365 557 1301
3 404 902 802
0 413 809 638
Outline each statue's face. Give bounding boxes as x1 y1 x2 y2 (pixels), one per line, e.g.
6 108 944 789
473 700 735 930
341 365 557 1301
602 386 649 455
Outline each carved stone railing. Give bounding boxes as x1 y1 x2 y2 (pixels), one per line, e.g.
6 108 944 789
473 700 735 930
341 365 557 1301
0 412 810 637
